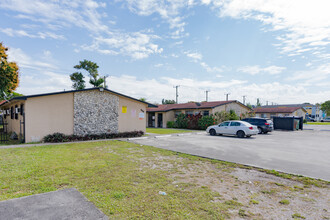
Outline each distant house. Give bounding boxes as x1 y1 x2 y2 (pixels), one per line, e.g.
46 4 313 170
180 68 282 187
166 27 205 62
0 87 156 143
253 106 307 119
146 100 251 128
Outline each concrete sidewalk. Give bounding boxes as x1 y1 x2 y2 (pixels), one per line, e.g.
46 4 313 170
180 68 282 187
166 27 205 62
0 188 108 220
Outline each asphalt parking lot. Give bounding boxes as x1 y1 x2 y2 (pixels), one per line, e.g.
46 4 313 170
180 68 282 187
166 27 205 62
130 128 330 181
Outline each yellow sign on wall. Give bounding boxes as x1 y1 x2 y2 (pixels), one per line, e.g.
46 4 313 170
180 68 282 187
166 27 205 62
122 106 127 113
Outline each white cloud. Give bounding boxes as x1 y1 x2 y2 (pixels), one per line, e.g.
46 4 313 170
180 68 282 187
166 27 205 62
7 47 58 70
81 32 163 59
106 75 330 104
200 62 224 73
286 63 330 82
0 0 162 59
209 0 330 59
185 51 225 73
122 0 190 38
185 51 203 60
15 71 330 105
238 65 286 75
1 28 65 40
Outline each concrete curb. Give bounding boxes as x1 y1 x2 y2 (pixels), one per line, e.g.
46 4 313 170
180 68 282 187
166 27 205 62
154 135 172 138
127 137 148 141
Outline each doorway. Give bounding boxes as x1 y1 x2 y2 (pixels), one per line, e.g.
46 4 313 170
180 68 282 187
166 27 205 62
157 113 163 128
148 113 155 127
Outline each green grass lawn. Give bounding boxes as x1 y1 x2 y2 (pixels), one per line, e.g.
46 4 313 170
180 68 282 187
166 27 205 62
305 122 330 125
146 128 201 134
0 141 328 218
0 141 237 218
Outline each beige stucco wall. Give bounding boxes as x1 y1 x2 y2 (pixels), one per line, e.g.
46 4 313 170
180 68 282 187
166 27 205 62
118 96 147 133
25 93 74 143
212 102 250 116
255 109 306 119
156 111 175 128
1 100 25 137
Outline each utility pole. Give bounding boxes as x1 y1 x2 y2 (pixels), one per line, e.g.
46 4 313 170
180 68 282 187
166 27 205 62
174 85 180 104
242 95 246 105
257 98 260 106
224 93 230 101
103 75 109 88
205 90 210 102
266 101 269 106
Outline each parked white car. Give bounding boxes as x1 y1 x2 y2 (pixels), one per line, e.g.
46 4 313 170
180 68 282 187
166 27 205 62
321 117 330 122
206 120 258 138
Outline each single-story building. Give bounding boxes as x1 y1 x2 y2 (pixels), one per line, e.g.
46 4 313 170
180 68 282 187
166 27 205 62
147 100 251 128
253 106 307 119
0 87 156 143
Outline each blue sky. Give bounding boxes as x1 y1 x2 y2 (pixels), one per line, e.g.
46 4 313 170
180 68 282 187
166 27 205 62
1 0 330 105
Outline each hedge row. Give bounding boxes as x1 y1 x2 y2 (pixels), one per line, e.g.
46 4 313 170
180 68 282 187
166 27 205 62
43 131 144 143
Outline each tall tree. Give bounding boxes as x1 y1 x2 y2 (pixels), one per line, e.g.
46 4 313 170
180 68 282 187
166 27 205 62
0 42 19 100
321 100 330 115
73 60 104 87
70 72 85 90
162 99 176 104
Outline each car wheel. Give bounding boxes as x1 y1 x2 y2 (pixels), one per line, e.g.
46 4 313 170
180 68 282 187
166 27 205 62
209 129 216 136
258 127 263 134
246 135 251 138
237 130 245 138
263 131 268 134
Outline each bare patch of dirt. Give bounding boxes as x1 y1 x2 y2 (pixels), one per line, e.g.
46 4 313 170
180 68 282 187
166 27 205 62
139 152 330 219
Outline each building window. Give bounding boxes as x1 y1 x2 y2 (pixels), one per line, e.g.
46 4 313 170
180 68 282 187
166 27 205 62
15 105 18 120
185 111 193 116
174 111 181 118
11 106 14 119
203 110 209 116
261 113 267 118
20 104 24 115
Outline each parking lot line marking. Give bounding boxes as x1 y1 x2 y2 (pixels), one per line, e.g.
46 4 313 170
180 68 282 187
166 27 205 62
127 137 149 141
177 133 192 136
196 132 206 135
154 135 172 138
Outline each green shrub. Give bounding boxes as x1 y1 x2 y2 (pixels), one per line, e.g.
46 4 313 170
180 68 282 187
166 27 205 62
167 121 175 128
198 115 216 130
229 109 239 120
43 131 144 143
175 113 188 129
187 114 202 129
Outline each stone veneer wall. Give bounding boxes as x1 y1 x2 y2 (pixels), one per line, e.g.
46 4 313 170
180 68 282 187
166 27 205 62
73 90 119 136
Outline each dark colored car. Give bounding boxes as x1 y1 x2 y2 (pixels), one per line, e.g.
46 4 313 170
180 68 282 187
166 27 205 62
242 118 274 134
